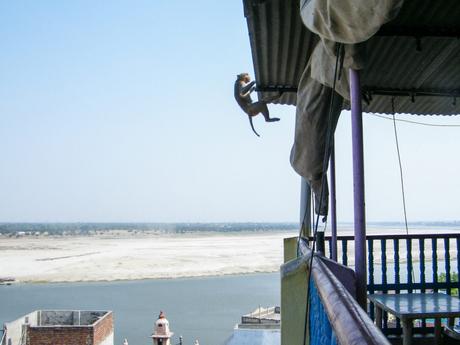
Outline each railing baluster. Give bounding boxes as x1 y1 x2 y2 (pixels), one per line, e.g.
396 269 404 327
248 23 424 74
433 238 438 293
457 238 460 295
342 240 348 266
381 239 388 329
445 237 451 295
368 239 375 320
328 238 332 259
420 238 426 328
393 239 401 330
394 239 400 291
407 238 413 293
369 239 375 290
419 238 426 292
381 239 387 290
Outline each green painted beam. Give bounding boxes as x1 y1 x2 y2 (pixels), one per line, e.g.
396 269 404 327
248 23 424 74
281 239 310 345
284 237 298 263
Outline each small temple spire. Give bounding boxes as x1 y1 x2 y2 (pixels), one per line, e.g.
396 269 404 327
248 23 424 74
151 311 174 345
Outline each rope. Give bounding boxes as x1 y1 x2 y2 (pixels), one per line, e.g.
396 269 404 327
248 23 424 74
369 113 460 127
297 180 311 256
301 43 343 345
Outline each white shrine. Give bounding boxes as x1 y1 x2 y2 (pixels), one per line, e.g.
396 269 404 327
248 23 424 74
151 311 174 345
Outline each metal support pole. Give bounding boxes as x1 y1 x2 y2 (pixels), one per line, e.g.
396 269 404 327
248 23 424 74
350 69 367 309
300 178 311 238
316 231 325 255
330 140 338 261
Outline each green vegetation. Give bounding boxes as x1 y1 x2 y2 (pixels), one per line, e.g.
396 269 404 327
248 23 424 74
0 222 298 236
438 272 459 296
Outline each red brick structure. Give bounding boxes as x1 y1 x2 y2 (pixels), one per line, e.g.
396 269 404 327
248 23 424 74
3 311 113 345
27 327 93 345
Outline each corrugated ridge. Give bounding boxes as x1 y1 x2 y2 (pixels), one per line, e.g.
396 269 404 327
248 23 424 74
244 0 315 107
383 0 460 28
243 0 460 115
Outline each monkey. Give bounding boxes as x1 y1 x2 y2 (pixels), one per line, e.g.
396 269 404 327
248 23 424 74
234 73 280 137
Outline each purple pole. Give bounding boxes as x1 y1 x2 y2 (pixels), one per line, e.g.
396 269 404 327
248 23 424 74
300 178 312 238
330 141 338 262
350 69 367 309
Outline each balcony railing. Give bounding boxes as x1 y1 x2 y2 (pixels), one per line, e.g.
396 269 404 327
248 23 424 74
281 237 390 345
314 233 460 335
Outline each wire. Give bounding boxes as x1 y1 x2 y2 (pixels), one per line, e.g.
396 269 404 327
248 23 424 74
391 98 416 285
391 99 409 235
369 113 460 127
302 43 343 345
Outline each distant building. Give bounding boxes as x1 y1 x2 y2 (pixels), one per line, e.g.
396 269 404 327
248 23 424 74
238 306 280 330
1 310 113 345
225 307 280 345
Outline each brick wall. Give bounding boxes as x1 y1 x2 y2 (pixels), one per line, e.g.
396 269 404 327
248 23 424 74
93 313 113 345
25 312 113 345
27 327 93 345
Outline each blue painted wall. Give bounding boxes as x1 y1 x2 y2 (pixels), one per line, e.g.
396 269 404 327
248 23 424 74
309 278 338 345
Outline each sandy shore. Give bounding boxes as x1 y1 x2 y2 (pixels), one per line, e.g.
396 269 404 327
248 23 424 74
0 231 296 283
2 226 458 283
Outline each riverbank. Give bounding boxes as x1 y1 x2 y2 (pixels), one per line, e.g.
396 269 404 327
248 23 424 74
0 231 295 283
2 226 459 284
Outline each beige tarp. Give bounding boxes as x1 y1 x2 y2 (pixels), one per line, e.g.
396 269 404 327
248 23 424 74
291 0 403 216
300 0 404 44
290 63 342 216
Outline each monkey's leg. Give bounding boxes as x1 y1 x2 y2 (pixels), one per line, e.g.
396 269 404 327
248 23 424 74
249 101 280 122
260 104 280 122
248 116 260 137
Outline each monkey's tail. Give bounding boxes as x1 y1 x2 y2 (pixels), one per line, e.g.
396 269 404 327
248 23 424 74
248 116 260 137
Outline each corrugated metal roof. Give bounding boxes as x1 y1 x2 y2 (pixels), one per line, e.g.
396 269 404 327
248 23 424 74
243 0 315 106
379 0 460 30
243 0 460 115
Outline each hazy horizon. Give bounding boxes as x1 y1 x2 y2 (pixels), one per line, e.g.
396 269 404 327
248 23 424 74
1 1 459 223
1 220 459 228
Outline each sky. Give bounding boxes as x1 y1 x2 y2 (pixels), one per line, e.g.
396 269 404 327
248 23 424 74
1 1 459 223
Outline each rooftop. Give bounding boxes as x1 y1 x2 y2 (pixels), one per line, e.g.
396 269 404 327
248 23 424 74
239 306 280 330
2 310 113 345
24 310 111 327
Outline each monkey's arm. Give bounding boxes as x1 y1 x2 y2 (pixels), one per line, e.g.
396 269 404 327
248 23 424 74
248 115 260 137
240 81 256 97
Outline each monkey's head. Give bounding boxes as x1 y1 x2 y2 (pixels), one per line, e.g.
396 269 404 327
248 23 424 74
237 73 251 82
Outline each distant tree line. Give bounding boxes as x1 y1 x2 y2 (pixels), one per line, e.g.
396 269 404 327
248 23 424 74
0 222 299 235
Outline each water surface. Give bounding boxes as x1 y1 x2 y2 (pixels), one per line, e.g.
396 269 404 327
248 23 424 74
0 273 279 345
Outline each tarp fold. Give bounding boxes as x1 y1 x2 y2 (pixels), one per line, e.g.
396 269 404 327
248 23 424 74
300 0 404 44
291 0 404 216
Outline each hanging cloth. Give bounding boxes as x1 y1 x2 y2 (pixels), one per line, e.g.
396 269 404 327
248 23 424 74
300 0 404 44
